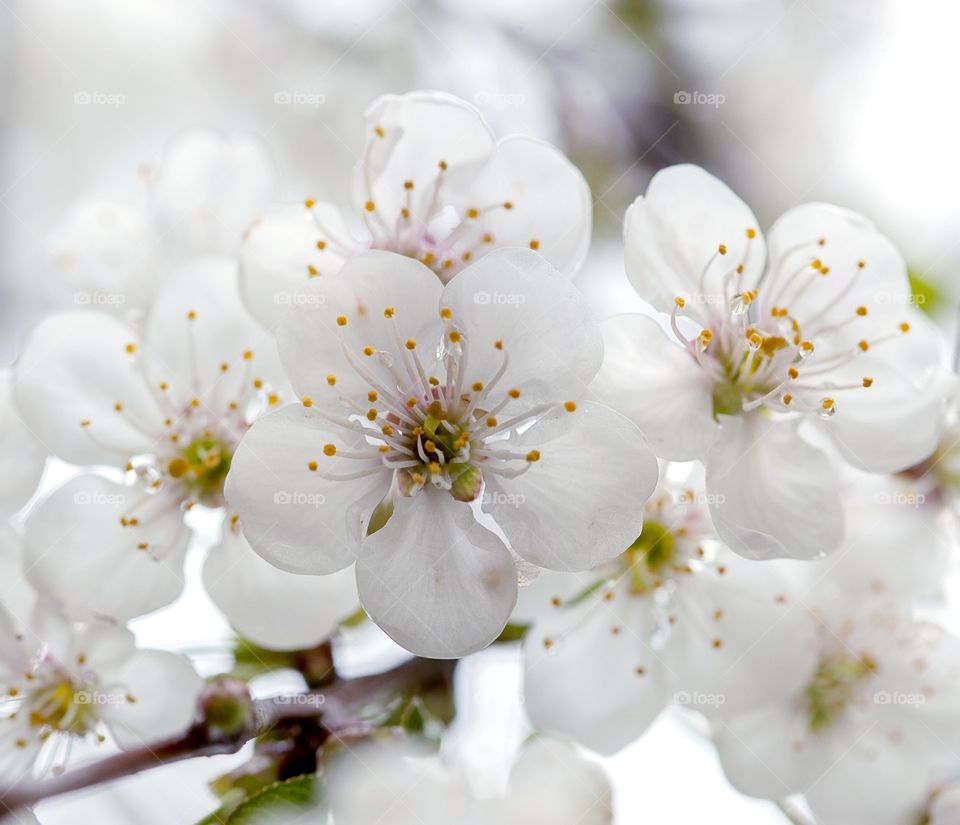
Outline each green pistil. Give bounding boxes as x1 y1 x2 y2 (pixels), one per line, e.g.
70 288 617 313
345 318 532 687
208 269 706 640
805 652 877 733
625 521 676 594
168 437 232 501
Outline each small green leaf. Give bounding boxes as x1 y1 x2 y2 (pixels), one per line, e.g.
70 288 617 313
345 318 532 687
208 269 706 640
205 774 319 825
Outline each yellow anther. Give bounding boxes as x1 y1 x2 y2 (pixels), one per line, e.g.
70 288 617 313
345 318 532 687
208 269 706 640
428 376 440 386
508 388 521 399
472 382 484 392
316 240 327 250
462 251 472 261
787 367 799 379
363 346 376 356
220 362 229 372
326 374 336 386
306 264 318 277
187 310 197 320
448 330 462 344
381 425 394 436
494 339 503 350
405 338 417 350
308 461 318 471
862 377 874 388
438 159 448 170
821 398 835 410
323 444 336 456
364 200 375 212
424 440 437 453
125 343 136 354
529 239 540 250
857 260 866 269
442 259 454 270
336 315 347 326
820 266 830 276
404 180 414 190
406 397 417 408
563 401 577 413
856 306 868 316
718 243 727 255
422 252 435 266
486 417 498 427
674 296 685 308
367 390 378 402
503 201 513 210
366 408 378 421
190 398 200 408
302 396 313 407
243 350 254 360
467 208 479 219
374 126 384 138
378 445 390 453
736 264 744 274
818 238 826 246
411 472 425 484
482 232 494 244
167 457 189 478
899 322 911 333
746 227 757 239
526 450 541 462
429 462 441 475
858 340 870 351
440 307 452 320
114 402 123 412
384 306 395 318
748 332 763 348
304 198 316 208
800 340 814 353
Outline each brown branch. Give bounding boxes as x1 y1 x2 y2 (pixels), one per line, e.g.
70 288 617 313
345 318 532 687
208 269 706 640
0 656 456 815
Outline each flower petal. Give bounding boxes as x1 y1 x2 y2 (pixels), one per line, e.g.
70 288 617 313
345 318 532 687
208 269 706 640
276 250 443 406
624 165 764 320
15 312 167 467
23 476 190 621
706 414 844 559
238 203 360 331
225 404 389 574
441 248 603 408
151 129 276 255
523 580 668 754
0 369 45 518
356 488 517 658
203 522 359 651
485 401 658 571
592 314 719 460
354 91 496 228
449 135 592 278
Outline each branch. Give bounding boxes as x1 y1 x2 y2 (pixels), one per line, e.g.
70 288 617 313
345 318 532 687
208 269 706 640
0 656 456 815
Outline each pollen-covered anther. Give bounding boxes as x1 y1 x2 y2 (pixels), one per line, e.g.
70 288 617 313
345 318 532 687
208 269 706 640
363 346 376 356
858 340 870 352
800 340 814 354
508 388 521 399
308 461 318 472
168 457 189 478
323 444 337 457
862 377 874 388
448 330 462 344
316 240 327 250
787 367 799 379
439 307 452 320
529 239 540 250
503 201 513 210
486 417 497 427
336 315 347 327
383 306 395 318
124 343 136 354
304 198 316 208
326 374 337 386
821 397 836 412
243 350 254 360
899 322 911 333
746 227 757 238
526 450 541 462
438 160 448 171
428 462 442 475
302 396 313 408
783 393 793 405
187 310 197 320
472 382 483 392
364 200 375 212
718 243 727 255
466 207 479 219
674 296 685 308
366 408 378 422
563 401 577 413
747 332 763 350
404 338 417 350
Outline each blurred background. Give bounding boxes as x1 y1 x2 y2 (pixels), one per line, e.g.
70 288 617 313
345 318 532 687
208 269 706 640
1 0 956 821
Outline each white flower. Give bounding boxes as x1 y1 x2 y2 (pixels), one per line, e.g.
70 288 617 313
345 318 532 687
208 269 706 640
522 483 804 754
226 248 658 658
238 90 592 330
52 130 275 318
0 369 46 519
324 736 612 825
0 596 201 779
594 164 952 559
15 261 358 645
709 499 960 825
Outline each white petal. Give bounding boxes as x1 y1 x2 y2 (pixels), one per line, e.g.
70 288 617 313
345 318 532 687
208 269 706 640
50 197 157 315
143 257 289 416
758 202 911 337
523 580 668 754
448 135 592 278
14 312 167 467
98 647 203 749
238 203 359 331
706 414 844 559
356 489 517 658
354 91 496 227
624 165 764 319
485 402 658 571
812 313 952 473
23 476 190 621
203 523 359 651
225 404 389 574
276 250 443 405
592 314 719 460
0 369 45 517
151 129 276 255
441 248 603 407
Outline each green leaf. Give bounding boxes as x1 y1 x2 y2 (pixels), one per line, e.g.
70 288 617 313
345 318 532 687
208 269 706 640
198 774 319 825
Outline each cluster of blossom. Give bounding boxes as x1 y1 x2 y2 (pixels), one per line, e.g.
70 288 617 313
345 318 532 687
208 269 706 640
1 90 958 824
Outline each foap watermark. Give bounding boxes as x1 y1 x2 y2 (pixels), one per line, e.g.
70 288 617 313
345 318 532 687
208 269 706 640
274 90 326 108
274 291 325 308
74 290 127 308
875 292 926 307
273 490 326 508
674 690 726 708
274 693 326 708
74 491 126 507
474 91 525 108
473 290 526 307
75 690 127 707
482 490 525 508
677 491 726 507
674 90 725 109
874 690 926 707
873 490 925 509
74 91 126 108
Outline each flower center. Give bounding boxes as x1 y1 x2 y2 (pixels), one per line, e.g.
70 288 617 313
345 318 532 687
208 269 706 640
167 436 233 502
804 651 876 733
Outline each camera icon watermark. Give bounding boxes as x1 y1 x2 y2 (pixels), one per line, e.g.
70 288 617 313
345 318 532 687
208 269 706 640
481 490 525 508
674 90 725 109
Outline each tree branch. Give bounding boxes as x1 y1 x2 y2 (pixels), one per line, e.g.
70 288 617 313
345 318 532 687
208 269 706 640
0 656 456 815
